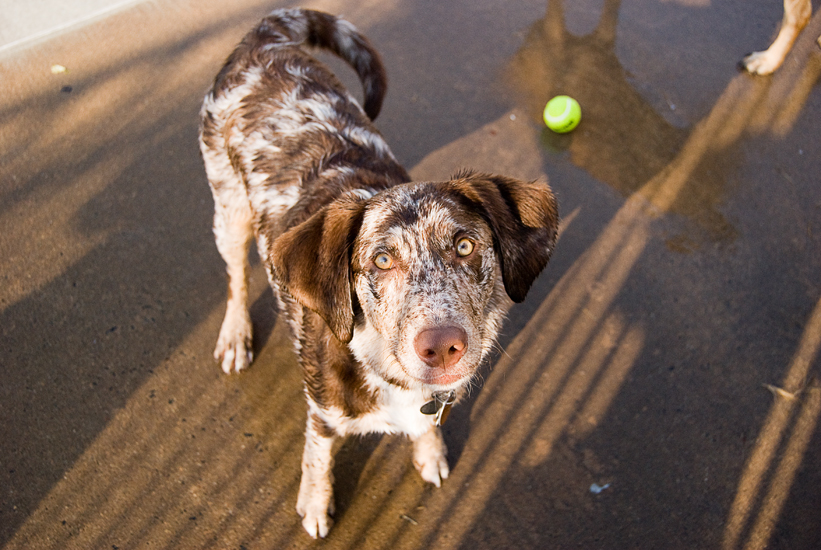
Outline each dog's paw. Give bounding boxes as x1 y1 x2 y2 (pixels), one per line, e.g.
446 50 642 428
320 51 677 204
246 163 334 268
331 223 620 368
296 489 334 539
741 50 781 75
415 450 449 488
300 509 333 539
412 427 449 488
214 312 253 373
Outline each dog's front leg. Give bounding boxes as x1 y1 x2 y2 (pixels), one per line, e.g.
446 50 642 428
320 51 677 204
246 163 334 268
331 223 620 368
296 414 336 538
411 425 450 488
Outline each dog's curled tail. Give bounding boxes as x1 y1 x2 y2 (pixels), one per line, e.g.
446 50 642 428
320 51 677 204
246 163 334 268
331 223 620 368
224 8 387 120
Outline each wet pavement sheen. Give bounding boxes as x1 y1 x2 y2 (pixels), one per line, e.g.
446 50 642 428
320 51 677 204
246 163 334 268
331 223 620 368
1 1 820 549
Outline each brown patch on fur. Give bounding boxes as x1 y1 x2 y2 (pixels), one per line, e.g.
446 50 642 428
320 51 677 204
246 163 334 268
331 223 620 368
301 310 376 416
309 411 337 439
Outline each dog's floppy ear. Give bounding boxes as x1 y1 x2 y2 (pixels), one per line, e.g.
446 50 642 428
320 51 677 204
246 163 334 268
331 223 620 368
450 171 559 303
271 197 366 343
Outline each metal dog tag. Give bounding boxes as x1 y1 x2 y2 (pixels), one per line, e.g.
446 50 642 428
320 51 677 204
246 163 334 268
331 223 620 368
420 400 438 415
420 391 456 426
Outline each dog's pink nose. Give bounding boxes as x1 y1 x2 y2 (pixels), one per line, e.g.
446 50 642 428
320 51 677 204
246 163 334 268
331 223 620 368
414 326 468 370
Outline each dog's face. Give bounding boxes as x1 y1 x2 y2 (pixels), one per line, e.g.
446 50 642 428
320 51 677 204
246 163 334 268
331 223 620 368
272 172 558 391
350 182 506 388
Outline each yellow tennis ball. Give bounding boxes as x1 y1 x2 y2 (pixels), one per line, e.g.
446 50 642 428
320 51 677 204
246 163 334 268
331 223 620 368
543 95 581 133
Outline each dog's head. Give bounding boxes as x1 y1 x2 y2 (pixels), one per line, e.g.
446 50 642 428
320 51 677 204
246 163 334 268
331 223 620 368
272 171 558 390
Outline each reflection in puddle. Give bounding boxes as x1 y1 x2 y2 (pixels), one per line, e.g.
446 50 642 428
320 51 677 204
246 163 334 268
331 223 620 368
506 0 744 248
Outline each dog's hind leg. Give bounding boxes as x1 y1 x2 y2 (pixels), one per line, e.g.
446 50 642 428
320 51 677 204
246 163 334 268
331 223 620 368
297 413 336 538
742 0 812 75
204 146 255 374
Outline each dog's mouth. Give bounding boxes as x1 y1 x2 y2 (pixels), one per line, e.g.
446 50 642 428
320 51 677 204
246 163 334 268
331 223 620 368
411 357 479 389
416 367 472 388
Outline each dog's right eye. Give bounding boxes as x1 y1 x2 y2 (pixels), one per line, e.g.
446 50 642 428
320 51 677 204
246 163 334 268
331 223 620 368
374 253 394 270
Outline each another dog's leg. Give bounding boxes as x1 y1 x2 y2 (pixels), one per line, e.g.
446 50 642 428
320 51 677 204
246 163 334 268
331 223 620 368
297 414 336 539
411 425 450 488
205 148 255 373
742 0 812 75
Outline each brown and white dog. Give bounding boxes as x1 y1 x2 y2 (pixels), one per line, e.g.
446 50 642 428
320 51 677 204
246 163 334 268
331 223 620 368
741 0 820 74
199 8 558 538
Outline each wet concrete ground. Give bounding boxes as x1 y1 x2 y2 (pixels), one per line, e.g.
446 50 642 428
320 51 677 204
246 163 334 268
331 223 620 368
2 0 820 548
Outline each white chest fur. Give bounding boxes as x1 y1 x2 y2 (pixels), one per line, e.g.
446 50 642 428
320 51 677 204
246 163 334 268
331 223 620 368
312 372 435 439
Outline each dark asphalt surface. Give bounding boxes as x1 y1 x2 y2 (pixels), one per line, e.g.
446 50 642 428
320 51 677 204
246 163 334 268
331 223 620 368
2 1 820 548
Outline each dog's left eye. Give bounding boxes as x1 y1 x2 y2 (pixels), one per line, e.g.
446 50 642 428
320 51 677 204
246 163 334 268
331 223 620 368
455 237 475 257
374 253 394 270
